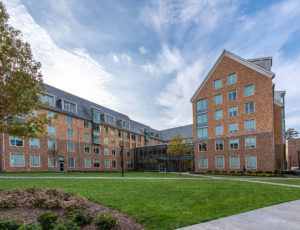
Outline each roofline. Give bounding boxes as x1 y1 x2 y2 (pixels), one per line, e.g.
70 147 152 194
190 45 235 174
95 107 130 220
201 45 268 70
190 49 276 102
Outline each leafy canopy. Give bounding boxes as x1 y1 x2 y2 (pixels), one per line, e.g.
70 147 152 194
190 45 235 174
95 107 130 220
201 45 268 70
167 133 191 157
285 128 299 139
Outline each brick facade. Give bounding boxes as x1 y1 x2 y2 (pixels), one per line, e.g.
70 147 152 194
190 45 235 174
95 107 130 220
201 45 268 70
286 138 300 170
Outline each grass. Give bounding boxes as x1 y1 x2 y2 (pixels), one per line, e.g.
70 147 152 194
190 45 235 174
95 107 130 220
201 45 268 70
257 179 300 186
1 178 300 229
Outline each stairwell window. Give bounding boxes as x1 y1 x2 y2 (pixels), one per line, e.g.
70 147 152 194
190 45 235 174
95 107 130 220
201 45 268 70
196 98 207 113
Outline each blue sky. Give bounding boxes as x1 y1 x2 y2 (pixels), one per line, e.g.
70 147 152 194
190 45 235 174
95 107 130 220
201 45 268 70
3 0 300 132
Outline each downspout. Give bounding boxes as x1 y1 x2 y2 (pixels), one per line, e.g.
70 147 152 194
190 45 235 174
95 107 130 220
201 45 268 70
2 133 5 171
78 118 81 171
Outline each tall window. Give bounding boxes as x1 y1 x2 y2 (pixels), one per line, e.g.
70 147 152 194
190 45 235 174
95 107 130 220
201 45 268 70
111 128 115 135
68 157 75 168
84 145 90 153
104 137 109 144
214 94 222 105
229 122 238 133
94 159 100 167
85 158 91 168
48 126 56 136
104 148 109 155
199 158 207 168
197 113 207 127
84 133 90 141
30 155 40 167
216 140 224 150
247 156 256 169
230 139 239 149
105 160 110 168
48 156 56 167
67 116 73 125
11 153 24 167
216 157 224 169
41 94 54 106
214 78 222 90
67 142 75 152
67 129 74 138
198 142 207 151
9 136 23 146
63 101 76 113
48 140 56 150
229 106 237 117
112 160 116 168
29 138 39 148
215 125 223 135
196 98 207 113
215 109 223 120
228 89 237 101
245 102 254 114
92 109 101 123
244 84 254 97
197 127 208 140
230 156 239 169
245 119 255 131
246 137 256 148
228 73 237 85
94 147 100 154
84 121 89 129
112 149 116 156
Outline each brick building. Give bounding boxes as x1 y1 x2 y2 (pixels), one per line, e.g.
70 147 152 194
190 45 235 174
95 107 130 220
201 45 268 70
191 50 285 172
286 138 300 170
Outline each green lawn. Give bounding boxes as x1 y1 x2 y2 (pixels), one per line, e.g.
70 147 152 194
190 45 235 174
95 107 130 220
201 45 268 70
257 179 300 186
1 178 300 229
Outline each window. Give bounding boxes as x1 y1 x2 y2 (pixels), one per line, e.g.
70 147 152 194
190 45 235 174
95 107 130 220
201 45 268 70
215 110 223 120
245 119 255 131
199 158 207 168
84 121 89 129
197 113 207 127
127 151 130 157
84 133 90 141
104 114 114 124
245 102 254 114
112 149 116 156
214 78 222 90
84 145 90 153
105 160 110 168
126 132 130 141
216 157 224 169
104 126 108 133
197 127 208 140
112 160 116 168
111 128 115 135
48 126 56 136
31 109 38 117
119 130 123 139
93 123 101 133
244 84 254 97
198 142 207 151
111 138 116 145
92 109 101 123
230 139 239 149
229 106 237 117
247 156 256 169
67 142 75 152
63 100 76 113
229 122 238 133
41 94 54 106
131 134 136 142
68 157 75 168
93 147 100 154
228 89 237 101
196 98 207 113
214 94 222 105
215 125 223 135
104 137 109 144
122 121 130 129
216 140 224 150
230 156 239 169
10 136 23 146
48 156 56 167
94 159 100 167
67 116 73 125
11 153 24 167
85 158 91 168
127 161 132 169
67 129 74 138
228 73 237 85
104 148 109 155
48 140 56 150
47 111 55 120
29 138 39 148
246 137 256 148
30 155 40 167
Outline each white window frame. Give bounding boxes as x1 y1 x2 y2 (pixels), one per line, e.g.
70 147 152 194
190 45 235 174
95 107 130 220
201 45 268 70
105 159 110 168
93 147 100 154
215 140 224 151
93 159 100 168
104 114 115 125
10 153 25 167
245 101 255 114
228 73 237 85
215 109 223 120
230 156 240 169
245 119 256 131
198 142 207 152
244 84 255 97
229 106 238 117
68 157 75 168
30 154 40 167
62 99 77 113
199 157 208 169
228 89 237 101
48 156 56 168
229 122 238 134
84 158 91 168
41 93 55 107
29 138 40 149
214 94 222 105
214 78 222 90
122 120 130 129
215 125 223 135
84 133 90 141
229 139 239 150
67 142 75 152
246 155 257 169
48 140 56 150
9 136 24 147
216 156 224 169
84 145 90 153
48 125 56 136
245 137 256 148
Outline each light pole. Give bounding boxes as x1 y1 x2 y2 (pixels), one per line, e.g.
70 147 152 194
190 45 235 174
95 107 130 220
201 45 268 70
120 144 124 177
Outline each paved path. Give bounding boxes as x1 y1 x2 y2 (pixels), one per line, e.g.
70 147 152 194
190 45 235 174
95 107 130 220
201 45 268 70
177 199 300 230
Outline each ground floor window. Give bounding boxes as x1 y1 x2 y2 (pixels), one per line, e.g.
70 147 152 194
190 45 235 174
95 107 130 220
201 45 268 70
94 159 100 167
216 157 224 168
199 157 207 168
68 157 75 168
230 156 239 169
105 160 110 168
11 153 24 167
48 156 56 167
85 158 91 168
127 161 131 169
30 155 40 167
112 160 116 168
247 156 256 169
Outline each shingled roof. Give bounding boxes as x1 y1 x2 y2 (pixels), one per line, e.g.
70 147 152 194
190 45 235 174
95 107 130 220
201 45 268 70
160 124 193 141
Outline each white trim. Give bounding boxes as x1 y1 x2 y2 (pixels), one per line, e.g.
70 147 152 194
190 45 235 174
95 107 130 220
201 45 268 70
246 155 257 169
68 156 75 168
198 142 207 152
30 154 40 167
48 156 57 168
198 157 208 169
229 138 239 150
215 140 224 151
61 99 78 113
84 158 91 168
230 155 240 169
245 136 256 148
9 136 24 147
216 156 225 169
10 153 25 167
29 138 40 149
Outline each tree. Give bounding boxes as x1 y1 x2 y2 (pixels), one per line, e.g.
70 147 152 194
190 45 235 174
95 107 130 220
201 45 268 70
285 128 299 140
167 134 191 175
0 1 50 138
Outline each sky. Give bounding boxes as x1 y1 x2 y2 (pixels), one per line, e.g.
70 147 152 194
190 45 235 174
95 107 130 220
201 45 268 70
2 0 300 132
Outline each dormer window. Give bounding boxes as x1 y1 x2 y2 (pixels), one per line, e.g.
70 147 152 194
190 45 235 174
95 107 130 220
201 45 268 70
104 114 114 125
63 100 77 113
41 94 55 106
122 121 130 129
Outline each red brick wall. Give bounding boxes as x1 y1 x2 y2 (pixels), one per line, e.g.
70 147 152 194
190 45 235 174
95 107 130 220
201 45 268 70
286 138 300 169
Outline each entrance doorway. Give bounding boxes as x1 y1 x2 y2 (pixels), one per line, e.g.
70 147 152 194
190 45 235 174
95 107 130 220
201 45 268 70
59 157 64 172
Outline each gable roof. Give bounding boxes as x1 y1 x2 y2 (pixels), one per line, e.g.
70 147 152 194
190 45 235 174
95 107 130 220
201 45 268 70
190 49 276 102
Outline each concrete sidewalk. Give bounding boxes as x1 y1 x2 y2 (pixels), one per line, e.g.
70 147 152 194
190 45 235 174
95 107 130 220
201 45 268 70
177 199 300 230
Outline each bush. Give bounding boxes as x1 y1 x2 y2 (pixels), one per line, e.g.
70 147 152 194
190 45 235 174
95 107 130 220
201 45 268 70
19 223 40 230
44 199 61 209
53 220 80 230
0 219 20 230
25 186 41 194
32 198 47 208
69 210 92 226
94 214 117 230
0 198 17 209
37 212 60 230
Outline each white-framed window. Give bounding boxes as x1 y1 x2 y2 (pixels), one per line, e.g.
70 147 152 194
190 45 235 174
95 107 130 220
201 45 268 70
10 153 24 167
215 109 223 120
67 116 73 125
229 106 237 117
48 156 56 167
48 125 56 136
228 73 237 85
216 157 224 169
9 136 23 146
63 100 77 113
41 94 54 106
246 137 256 148
104 137 109 144
104 114 114 124
216 140 224 150
84 145 90 153
29 138 39 148
111 138 116 145
85 158 91 168
196 98 207 113
47 111 56 120
197 127 208 140
127 161 132 169
215 125 223 135
247 156 256 169
245 119 255 131
122 121 130 129
67 142 75 152
198 142 207 151
214 94 222 105
228 89 237 101
214 78 222 90
197 113 207 127
67 129 74 138
230 156 239 169
94 159 100 168
104 148 109 155
112 160 116 168
245 102 254 114
48 140 56 150
84 133 90 141
105 159 110 168
104 126 108 133
84 121 89 129
230 139 239 149
199 157 208 168
93 147 100 154
244 84 254 97
112 149 116 156
229 122 238 133
68 157 75 168
30 155 40 167
111 128 115 135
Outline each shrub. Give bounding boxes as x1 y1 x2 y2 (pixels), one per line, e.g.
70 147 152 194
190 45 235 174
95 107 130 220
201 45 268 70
19 223 40 230
45 188 60 197
69 210 92 226
0 219 20 230
0 198 17 209
53 220 80 230
25 186 40 194
63 202 82 214
32 198 47 208
37 212 60 230
94 214 117 230
44 199 61 209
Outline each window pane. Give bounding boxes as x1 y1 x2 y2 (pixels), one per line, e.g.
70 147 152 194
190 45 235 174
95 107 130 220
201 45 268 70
228 89 237 101
229 106 237 117
244 84 254 97
231 156 239 169
197 113 207 126
216 157 224 168
215 125 223 135
214 78 222 90
48 126 56 135
229 123 238 133
11 154 24 167
30 138 39 148
197 127 208 140
67 116 73 125
247 156 256 168
214 94 222 105
196 99 207 113
31 155 40 167
199 158 207 168
85 159 91 168
215 110 223 120
228 73 237 85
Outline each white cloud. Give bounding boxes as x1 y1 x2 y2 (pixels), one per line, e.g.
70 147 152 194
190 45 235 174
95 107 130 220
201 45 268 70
112 54 120 63
139 46 148 54
120 53 132 64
